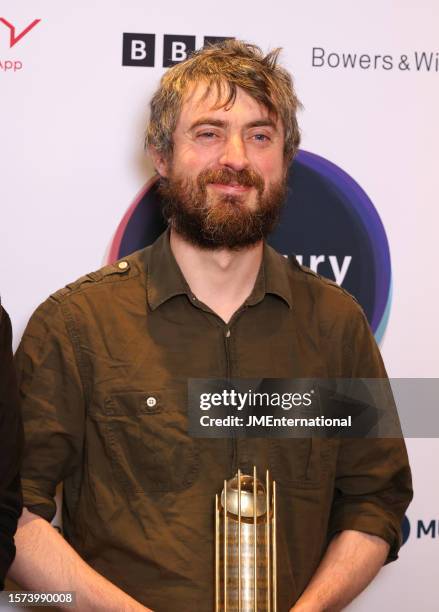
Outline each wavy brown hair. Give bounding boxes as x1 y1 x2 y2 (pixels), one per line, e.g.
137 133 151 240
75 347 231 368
145 39 302 162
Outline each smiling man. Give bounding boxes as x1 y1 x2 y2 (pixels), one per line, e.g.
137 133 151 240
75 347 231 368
154 85 286 249
11 41 412 611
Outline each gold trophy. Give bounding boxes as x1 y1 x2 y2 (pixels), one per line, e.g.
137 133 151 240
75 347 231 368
215 467 277 611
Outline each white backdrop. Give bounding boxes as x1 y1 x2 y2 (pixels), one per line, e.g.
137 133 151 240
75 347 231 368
1 1 438 610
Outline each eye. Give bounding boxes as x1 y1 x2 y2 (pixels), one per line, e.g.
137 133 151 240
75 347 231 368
253 133 271 142
197 131 218 139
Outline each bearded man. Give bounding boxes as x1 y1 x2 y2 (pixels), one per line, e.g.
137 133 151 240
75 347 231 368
10 41 412 611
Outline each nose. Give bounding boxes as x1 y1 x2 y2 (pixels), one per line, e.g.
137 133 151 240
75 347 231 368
219 134 249 171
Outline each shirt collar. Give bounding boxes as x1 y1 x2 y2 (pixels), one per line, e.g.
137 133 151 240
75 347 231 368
146 229 292 311
246 242 293 309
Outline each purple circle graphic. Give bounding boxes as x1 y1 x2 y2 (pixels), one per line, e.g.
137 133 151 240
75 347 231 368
107 150 392 340
294 151 392 340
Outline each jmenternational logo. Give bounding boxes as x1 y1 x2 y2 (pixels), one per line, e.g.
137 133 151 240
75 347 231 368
312 47 439 72
0 17 41 73
107 151 392 342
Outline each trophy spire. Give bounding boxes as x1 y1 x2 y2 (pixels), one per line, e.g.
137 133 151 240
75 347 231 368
215 467 277 611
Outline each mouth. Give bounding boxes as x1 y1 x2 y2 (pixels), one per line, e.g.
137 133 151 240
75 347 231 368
207 183 253 195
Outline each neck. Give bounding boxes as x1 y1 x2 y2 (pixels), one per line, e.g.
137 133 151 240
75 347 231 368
169 228 263 323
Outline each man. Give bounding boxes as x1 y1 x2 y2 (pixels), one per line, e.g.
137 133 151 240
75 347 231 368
0 303 23 589
10 41 412 611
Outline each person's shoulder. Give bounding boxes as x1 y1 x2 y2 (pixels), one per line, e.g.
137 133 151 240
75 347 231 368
0 301 12 343
286 254 363 317
49 248 148 304
18 248 150 344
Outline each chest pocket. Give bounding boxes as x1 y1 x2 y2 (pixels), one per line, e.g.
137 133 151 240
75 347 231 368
95 390 199 496
269 438 330 489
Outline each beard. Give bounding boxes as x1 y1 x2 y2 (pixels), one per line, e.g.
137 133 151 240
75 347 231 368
158 166 287 250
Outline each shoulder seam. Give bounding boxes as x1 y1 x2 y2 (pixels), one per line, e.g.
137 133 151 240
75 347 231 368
50 264 139 303
288 255 359 305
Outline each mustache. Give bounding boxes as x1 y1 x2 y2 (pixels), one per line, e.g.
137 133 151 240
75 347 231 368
197 167 265 191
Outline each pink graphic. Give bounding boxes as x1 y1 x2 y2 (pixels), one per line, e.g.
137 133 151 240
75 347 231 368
107 175 159 264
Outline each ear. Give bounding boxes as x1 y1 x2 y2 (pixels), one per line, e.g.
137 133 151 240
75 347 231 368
148 145 170 178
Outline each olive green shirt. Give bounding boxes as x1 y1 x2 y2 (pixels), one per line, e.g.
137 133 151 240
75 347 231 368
16 230 412 611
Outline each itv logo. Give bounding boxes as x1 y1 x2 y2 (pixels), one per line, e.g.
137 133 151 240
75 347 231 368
0 17 40 48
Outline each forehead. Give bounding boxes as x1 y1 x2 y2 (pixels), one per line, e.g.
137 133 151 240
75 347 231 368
177 81 279 127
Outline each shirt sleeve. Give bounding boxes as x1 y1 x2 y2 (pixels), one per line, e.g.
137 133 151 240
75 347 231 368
327 305 413 562
0 306 23 589
14 296 85 523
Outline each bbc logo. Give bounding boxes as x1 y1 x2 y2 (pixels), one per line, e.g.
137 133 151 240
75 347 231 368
122 34 233 68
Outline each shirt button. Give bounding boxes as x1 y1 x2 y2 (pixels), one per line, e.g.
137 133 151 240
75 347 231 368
225 330 231 338
118 261 128 270
146 396 157 408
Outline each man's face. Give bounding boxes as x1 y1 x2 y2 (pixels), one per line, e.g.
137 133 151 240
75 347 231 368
156 82 287 250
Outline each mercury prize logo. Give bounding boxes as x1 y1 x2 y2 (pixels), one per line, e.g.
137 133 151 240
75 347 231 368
107 151 392 340
402 516 411 545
